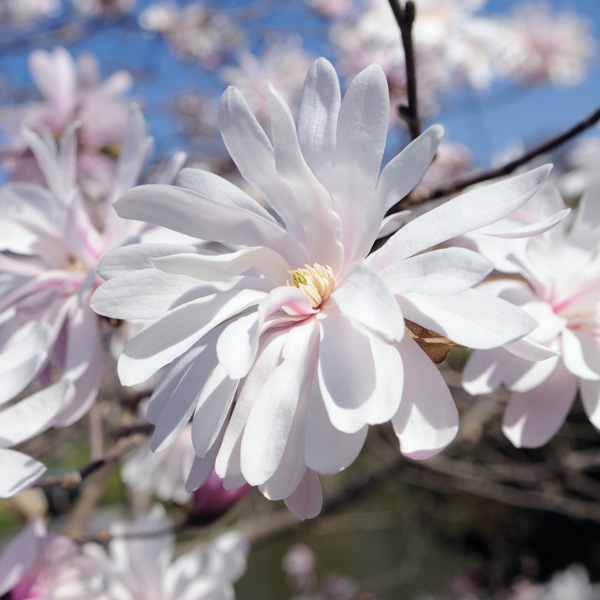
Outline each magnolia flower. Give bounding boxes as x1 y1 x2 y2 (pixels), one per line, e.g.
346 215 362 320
92 58 549 518
84 505 248 600
0 47 132 198
70 0 135 18
0 0 60 29
0 517 104 599
495 1 596 87
0 107 184 496
463 182 600 447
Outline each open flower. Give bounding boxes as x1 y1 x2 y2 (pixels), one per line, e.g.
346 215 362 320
92 58 549 518
463 182 600 447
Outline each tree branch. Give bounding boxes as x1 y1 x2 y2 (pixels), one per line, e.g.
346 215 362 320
400 104 600 208
389 0 421 139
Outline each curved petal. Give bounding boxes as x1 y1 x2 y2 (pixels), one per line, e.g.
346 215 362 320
283 469 322 520
462 348 507 396
331 262 405 342
561 328 600 381
503 359 577 448
0 449 46 498
392 335 458 459
376 247 493 296
580 379 600 430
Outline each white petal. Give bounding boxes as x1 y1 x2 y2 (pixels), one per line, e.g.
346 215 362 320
283 469 322 520
119 289 265 386
398 289 537 349
580 380 600 430
503 359 577 448
392 335 458 459
376 211 410 239
376 125 444 212
505 355 560 394
567 178 600 250
462 348 507 396
64 302 100 382
115 184 307 267
332 262 404 342
475 208 570 239
0 380 71 447
370 165 551 266
241 319 318 486
318 314 403 433
297 58 340 188
305 381 368 474
376 247 493 296
332 64 390 261
0 449 46 498
561 328 600 381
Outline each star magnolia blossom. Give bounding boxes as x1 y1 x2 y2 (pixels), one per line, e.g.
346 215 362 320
0 106 184 497
463 182 600 448
92 58 550 518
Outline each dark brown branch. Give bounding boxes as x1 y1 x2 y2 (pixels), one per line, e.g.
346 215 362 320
34 431 150 490
389 0 421 139
400 104 600 208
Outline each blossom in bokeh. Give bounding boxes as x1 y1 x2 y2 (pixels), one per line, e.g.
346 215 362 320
0 0 60 29
92 58 548 518
84 505 248 600
0 517 104 598
191 471 252 523
70 0 136 18
463 182 600 447
221 37 313 128
495 1 596 87
139 2 243 69
0 47 132 199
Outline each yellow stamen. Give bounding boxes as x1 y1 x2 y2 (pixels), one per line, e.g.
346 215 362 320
287 263 335 308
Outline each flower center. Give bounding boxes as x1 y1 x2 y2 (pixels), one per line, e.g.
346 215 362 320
287 263 335 308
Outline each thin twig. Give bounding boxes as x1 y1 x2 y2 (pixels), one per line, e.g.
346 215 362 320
398 104 600 209
34 432 149 490
388 0 421 139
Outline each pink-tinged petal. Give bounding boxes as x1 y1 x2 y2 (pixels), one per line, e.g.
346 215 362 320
305 381 368 474
376 248 493 297
567 178 600 250
115 185 307 267
369 165 551 266
29 48 75 120
283 469 322 520
218 86 306 244
151 246 290 286
147 341 212 424
54 345 103 427
0 380 71 446
217 286 314 380
97 243 199 280
91 270 208 321
475 208 570 239
191 364 238 458
462 348 507 396
0 449 46 498
63 302 100 382
332 64 389 262
0 323 52 406
376 125 444 213
503 360 577 448
151 345 221 453
580 380 600 430
0 517 44 595
505 355 560 394
376 211 410 240
318 314 403 433
119 289 266 386
241 319 318 486
297 58 340 189
561 328 600 381
215 330 287 484
332 262 404 342
392 335 458 459
177 168 276 223
266 82 344 273
398 289 537 349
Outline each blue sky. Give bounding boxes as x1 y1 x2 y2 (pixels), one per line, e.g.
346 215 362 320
0 0 598 174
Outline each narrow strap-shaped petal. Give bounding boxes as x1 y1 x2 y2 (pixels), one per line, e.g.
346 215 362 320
283 468 322 520
0 449 46 498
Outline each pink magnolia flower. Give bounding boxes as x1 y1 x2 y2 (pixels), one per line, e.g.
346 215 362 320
495 1 596 87
191 471 252 523
0 517 104 599
220 37 314 128
92 58 549 518
84 505 248 600
0 47 132 199
0 107 184 496
463 182 600 447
